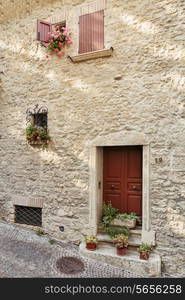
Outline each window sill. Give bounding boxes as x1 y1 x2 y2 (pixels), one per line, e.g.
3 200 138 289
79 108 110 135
68 47 113 63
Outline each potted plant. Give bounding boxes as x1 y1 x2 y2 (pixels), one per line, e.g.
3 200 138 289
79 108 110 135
101 202 119 228
112 234 129 256
111 212 140 229
85 235 98 251
43 25 73 58
26 124 51 145
137 243 152 260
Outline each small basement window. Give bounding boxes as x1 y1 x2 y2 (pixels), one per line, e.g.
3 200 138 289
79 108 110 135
15 205 42 227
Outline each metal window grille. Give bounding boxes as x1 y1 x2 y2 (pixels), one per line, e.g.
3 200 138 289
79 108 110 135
33 112 47 128
15 205 42 227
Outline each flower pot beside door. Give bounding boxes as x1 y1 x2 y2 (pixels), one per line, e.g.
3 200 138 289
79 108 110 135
137 243 152 260
85 235 98 251
116 247 126 256
112 234 129 256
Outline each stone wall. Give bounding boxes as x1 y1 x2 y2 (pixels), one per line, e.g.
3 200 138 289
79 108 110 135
0 0 185 276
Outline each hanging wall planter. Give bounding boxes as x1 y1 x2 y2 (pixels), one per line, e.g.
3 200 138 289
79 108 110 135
26 104 51 146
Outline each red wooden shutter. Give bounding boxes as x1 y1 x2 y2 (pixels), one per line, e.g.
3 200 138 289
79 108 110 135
37 20 52 42
79 10 104 54
91 10 104 52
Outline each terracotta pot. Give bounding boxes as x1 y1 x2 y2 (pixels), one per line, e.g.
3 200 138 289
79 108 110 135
116 247 126 256
139 251 149 260
86 243 97 251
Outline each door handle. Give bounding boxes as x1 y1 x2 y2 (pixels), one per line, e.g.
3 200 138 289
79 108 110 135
132 185 137 190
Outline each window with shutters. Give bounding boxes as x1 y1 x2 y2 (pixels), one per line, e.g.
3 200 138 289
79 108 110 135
79 10 104 54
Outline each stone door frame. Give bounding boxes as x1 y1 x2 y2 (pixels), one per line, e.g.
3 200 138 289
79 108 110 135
88 132 155 245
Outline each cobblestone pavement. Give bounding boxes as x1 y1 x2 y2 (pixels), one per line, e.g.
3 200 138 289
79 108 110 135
0 222 142 278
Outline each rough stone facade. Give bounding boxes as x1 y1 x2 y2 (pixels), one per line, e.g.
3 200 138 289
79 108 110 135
0 0 185 276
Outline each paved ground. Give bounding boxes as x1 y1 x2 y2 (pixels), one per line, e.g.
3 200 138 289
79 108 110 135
0 222 142 278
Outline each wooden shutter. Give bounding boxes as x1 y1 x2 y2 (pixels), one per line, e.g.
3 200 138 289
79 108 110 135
79 10 104 54
37 20 52 42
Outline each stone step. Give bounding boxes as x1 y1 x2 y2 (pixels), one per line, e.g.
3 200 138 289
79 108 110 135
79 242 161 277
130 228 142 236
97 234 142 247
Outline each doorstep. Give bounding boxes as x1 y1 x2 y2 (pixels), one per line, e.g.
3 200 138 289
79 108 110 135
97 233 142 247
79 242 161 277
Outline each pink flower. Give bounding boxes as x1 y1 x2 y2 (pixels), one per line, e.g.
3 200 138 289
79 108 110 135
63 31 67 36
58 42 63 48
45 55 49 58
54 48 59 53
57 51 64 57
67 39 73 45
44 42 49 48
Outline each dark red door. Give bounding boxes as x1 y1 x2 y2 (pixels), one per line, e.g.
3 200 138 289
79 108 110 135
103 146 142 217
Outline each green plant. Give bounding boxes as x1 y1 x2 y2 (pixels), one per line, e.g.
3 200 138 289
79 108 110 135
43 25 73 58
36 228 45 236
116 212 140 221
25 124 51 144
137 243 152 253
49 239 56 244
38 129 51 141
85 235 98 244
102 202 119 228
105 226 130 238
112 234 129 249
26 124 36 136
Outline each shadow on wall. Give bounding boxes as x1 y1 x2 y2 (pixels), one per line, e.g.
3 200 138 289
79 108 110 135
0 0 62 24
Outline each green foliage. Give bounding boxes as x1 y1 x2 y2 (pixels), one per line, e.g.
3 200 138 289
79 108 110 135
105 226 130 238
116 212 140 221
38 129 51 141
112 234 129 248
102 202 119 228
26 124 36 136
25 124 51 143
49 239 56 244
36 228 45 236
137 243 152 253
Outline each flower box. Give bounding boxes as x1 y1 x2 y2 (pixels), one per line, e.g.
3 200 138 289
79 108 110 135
110 218 136 229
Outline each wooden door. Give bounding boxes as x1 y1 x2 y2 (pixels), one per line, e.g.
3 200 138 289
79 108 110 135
103 146 142 217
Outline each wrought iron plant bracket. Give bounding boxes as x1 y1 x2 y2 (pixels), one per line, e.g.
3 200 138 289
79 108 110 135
26 104 50 145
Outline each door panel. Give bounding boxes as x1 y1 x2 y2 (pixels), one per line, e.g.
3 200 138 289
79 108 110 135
103 146 142 216
127 195 142 216
106 150 122 178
